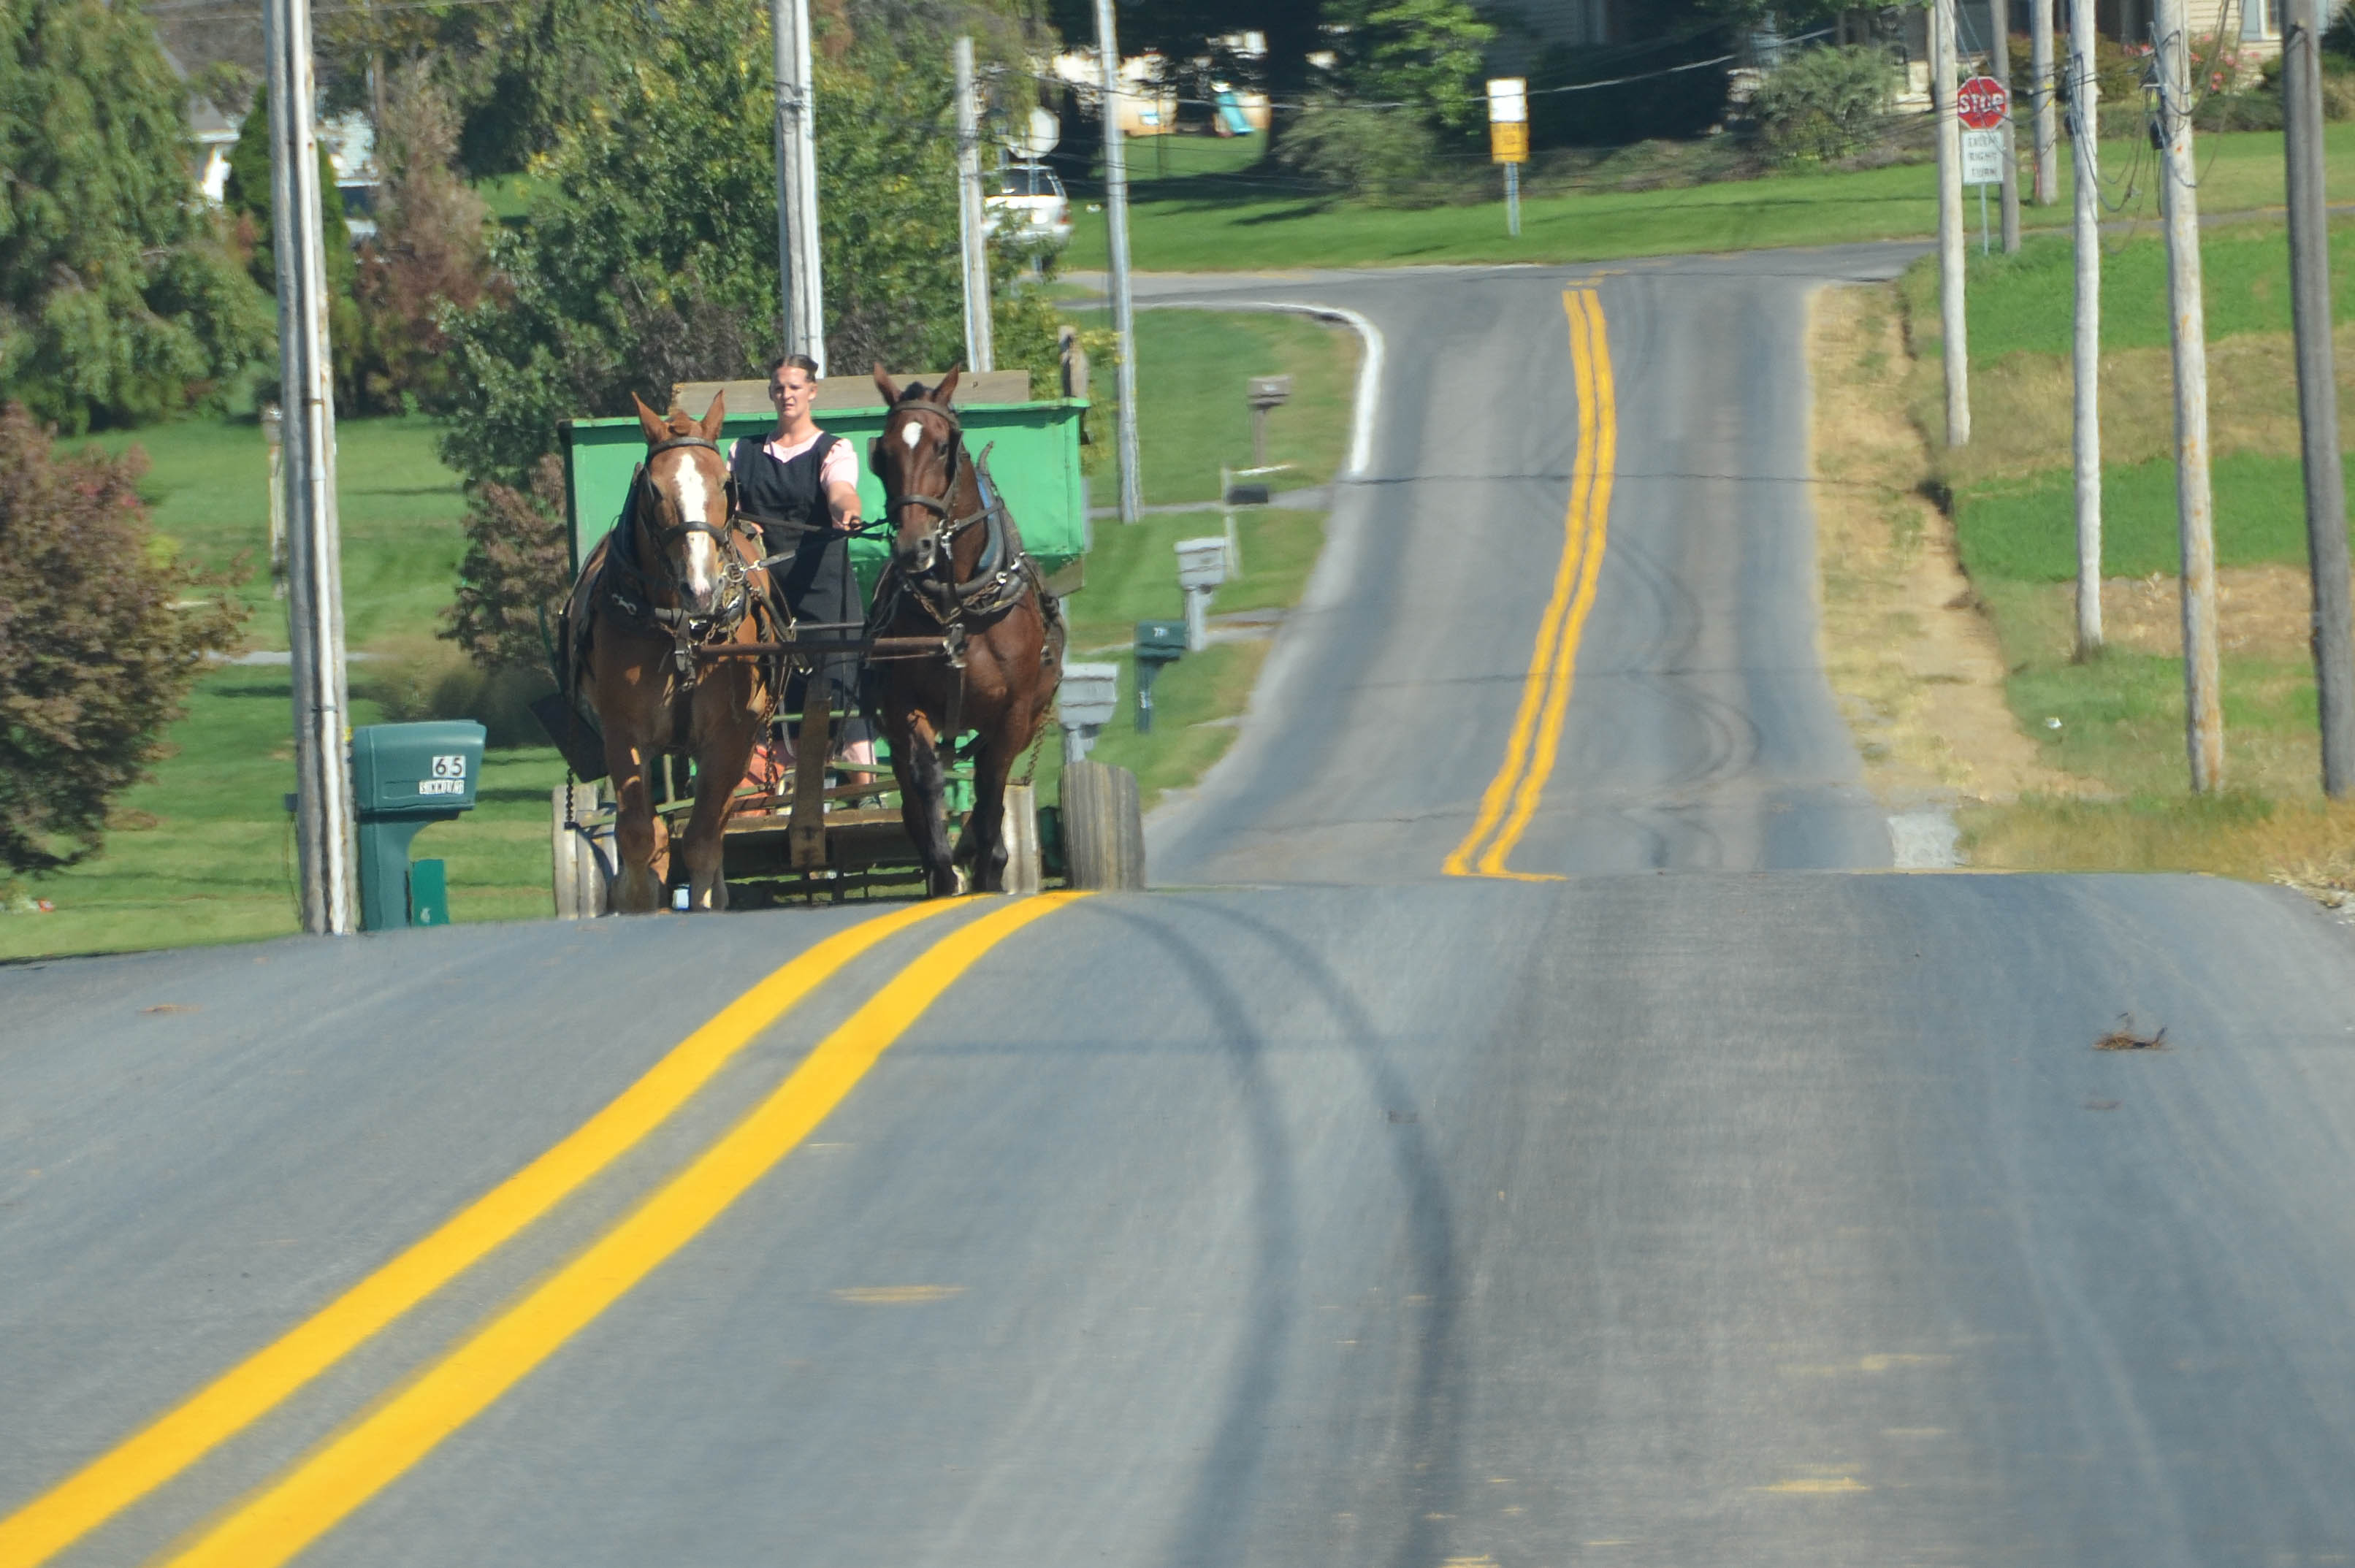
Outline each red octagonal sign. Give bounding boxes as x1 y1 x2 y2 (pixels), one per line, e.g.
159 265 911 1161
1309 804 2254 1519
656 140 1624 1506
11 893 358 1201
1957 75 2008 129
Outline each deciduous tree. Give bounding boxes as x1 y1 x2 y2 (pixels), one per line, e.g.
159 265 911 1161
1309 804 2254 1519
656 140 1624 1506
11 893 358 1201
0 405 246 876
0 0 272 432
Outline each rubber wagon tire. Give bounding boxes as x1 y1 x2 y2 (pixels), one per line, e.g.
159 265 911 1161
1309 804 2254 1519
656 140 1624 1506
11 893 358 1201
1060 759 1145 890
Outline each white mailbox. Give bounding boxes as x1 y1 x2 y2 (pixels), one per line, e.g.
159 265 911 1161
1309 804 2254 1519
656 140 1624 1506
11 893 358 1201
1175 538 1229 591
1059 661 1121 761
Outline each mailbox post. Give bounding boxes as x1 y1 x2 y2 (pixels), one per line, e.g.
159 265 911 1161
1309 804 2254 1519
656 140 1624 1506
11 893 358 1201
349 720 485 930
1175 536 1229 654
1134 619 1186 733
1247 374 1292 469
1059 662 1120 762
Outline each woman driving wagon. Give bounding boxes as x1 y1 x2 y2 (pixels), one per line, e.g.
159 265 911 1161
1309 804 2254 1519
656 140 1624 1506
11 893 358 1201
729 352 878 776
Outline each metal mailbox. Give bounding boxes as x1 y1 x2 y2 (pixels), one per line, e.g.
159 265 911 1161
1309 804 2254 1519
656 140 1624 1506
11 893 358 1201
349 721 486 931
1133 619 1186 734
1058 662 1121 763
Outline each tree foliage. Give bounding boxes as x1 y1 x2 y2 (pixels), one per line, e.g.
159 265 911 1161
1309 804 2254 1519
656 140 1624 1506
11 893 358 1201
0 405 247 876
353 65 497 414
0 0 272 432
1322 0 1494 131
1747 44 1898 164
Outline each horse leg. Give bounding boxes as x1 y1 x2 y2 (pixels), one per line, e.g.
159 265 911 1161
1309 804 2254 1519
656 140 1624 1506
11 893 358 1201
603 730 668 915
952 721 1018 895
890 709 960 900
682 672 758 913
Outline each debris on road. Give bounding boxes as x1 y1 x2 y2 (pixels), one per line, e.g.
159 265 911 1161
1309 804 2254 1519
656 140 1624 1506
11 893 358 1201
2095 1014 2167 1051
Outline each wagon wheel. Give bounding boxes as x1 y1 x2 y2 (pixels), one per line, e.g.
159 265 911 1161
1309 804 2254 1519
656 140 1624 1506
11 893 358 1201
1059 759 1144 891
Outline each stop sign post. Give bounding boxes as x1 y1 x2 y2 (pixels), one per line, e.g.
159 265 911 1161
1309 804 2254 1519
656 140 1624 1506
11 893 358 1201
1956 74 2008 252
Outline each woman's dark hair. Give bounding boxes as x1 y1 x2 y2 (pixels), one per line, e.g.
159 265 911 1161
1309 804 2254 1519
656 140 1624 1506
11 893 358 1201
768 352 820 381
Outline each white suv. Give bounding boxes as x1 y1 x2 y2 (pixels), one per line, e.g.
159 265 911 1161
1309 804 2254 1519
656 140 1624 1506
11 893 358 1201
984 161 1074 251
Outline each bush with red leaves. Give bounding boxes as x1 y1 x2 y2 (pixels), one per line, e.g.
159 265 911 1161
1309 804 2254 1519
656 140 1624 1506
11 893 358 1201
0 405 247 875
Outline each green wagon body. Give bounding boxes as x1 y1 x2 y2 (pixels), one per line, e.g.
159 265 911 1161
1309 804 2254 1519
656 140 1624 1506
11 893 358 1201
558 398 1091 594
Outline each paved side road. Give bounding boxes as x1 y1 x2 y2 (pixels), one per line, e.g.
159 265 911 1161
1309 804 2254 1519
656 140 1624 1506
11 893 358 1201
1141 247 1929 883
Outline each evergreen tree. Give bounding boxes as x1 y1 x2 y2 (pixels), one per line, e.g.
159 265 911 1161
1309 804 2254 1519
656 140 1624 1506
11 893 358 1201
223 82 365 397
0 0 272 432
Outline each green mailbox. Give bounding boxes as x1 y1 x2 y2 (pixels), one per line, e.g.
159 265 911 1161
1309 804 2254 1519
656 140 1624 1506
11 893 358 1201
349 721 485 931
1134 620 1187 734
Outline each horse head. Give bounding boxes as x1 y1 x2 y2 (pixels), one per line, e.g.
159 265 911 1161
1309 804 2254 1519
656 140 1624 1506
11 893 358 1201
630 391 734 618
871 365 965 577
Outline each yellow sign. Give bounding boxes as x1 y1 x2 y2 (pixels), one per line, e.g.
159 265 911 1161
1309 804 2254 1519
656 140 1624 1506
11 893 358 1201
1490 122 1528 164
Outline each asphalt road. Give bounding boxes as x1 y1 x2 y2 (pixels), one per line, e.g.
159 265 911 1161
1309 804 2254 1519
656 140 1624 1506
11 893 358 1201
9 248 2355 1568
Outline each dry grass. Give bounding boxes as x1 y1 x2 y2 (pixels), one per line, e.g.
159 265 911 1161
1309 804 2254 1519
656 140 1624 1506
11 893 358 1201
1809 285 2083 806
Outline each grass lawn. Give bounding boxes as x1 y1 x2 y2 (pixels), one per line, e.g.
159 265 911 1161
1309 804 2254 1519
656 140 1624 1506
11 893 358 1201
1064 124 2355 274
3 309 1359 955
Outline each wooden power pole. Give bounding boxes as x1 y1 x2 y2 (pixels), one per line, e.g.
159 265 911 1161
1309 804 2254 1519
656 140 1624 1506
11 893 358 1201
771 0 824 369
2283 0 2355 794
2070 0 2103 658
1094 0 1142 527
1989 0 2021 252
1934 0 1971 446
2031 0 2059 204
2155 0 2224 789
953 37 994 375
264 0 356 933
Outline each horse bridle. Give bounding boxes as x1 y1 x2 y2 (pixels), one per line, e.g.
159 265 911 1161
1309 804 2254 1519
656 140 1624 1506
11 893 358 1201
627 434 759 665
877 402 989 550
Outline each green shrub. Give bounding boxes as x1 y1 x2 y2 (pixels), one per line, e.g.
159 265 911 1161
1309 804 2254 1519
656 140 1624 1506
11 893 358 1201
1747 45 1898 164
1274 98 1446 207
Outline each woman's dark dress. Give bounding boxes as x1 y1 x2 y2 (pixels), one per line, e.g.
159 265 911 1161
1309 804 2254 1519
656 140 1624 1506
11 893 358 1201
729 432 863 714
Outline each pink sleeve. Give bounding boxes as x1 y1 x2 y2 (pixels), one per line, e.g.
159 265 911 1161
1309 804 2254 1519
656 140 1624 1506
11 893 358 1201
821 435 859 491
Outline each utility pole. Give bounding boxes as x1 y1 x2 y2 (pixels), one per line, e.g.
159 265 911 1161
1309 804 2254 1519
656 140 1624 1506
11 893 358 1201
2155 0 2224 789
953 37 994 374
1934 0 1971 445
1094 0 1143 527
1989 0 2021 251
2070 0 2103 658
2031 0 2058 204
771 0 824 370
2283 0 2355 793
264 0 355 935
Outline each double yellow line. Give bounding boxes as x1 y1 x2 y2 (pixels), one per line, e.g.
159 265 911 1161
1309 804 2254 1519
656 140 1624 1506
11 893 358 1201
1443 287 1619 881
0 892 1087 1568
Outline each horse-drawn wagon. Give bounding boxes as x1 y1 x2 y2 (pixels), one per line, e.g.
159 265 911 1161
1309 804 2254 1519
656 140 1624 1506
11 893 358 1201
543 372 1102 914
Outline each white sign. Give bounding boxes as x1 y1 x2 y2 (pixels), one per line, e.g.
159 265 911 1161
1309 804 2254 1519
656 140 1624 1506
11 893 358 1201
418 779 465 796
1961 127 2003 186
430 754 467 778
1486 77 1527 125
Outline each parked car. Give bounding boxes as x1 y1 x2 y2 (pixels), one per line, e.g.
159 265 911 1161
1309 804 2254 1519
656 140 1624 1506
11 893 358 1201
984 161 1074 251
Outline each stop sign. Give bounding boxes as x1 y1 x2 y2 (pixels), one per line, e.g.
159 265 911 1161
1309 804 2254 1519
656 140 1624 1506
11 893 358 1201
1957 75 2008 129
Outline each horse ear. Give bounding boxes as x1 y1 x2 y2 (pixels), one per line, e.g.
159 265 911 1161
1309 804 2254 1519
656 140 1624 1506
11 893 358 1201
632 393 669 445
872 364 899 406
936 365 961 405
697 390 726 440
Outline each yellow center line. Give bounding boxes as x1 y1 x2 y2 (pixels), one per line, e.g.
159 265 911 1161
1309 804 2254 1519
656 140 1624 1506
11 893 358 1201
0 896 966 1568
157 891 1090 1568
1444 287 1617 879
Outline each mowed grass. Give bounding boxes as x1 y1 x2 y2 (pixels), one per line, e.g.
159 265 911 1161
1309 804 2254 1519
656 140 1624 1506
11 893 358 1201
1905 218 2355 365
1064 124 2355 274
3 310 1359 955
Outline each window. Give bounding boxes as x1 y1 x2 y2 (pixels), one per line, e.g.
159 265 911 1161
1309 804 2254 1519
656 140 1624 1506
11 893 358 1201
2243 0 2278 39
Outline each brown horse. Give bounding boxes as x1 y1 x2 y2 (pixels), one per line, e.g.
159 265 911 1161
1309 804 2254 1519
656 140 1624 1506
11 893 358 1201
866 367 1065 897
579 394 773 913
